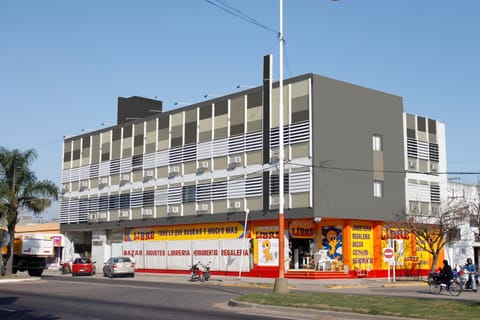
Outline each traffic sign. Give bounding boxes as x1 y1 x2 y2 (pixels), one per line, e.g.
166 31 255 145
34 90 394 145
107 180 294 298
383 247 394 260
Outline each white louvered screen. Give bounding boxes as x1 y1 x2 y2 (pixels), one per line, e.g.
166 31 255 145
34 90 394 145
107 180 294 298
119 157 131 173
61 170 71 183
228 135 244 154
417 141 429 160
143 153 156 169
154 188 168 206
245 176 262 197
407 182 431 202
168 186 182 204
289 171 310 193
212 138 228 158
197 141 212 160
183 144 197 162
155 150 169 167
227 179 245 198
70 167 80 181
99 161 110 177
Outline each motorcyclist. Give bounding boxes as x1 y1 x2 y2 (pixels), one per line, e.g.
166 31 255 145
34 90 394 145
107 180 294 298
461 258 478 291
439 260 454 287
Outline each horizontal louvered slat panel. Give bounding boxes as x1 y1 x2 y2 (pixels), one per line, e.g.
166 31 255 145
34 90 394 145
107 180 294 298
70 167 80 181
289 171 310 193
196 183 212 202
212 138 228 158
183 144 197 162
245 176 262 197
120 158 131 173
417 141 429 160
407 182 431 201
155 150 169 167
211 181 227 200
169 147 182 164
245 132 263 151
143 153 156 169
155 189 168 205
197 141 212 160
227 179 245 198
228 135 244 154
168 186 182 204
99 161 110 176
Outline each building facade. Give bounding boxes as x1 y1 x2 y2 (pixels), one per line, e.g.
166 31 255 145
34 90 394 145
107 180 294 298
60 71 446 277
445 182 480 269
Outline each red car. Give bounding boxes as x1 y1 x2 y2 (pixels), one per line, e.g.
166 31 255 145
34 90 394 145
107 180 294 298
71 257 96 276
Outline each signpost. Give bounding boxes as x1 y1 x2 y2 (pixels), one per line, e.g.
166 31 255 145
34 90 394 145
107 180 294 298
383 247 396 282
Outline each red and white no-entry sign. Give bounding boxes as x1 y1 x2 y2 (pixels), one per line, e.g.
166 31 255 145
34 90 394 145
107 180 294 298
383 247 394 260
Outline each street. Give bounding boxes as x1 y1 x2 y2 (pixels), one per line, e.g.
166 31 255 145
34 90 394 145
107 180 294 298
0 276 269 320
2 273 480 320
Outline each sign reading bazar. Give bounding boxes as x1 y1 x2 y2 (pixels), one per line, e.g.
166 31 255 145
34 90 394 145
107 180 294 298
124 222 244 242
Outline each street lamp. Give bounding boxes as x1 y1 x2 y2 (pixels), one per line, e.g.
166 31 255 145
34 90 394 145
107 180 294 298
273 0 289 294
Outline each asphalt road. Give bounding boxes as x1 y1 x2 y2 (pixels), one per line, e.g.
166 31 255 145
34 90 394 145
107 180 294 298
0 276 272 320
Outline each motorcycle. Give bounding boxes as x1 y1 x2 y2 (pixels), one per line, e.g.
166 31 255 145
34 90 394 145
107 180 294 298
59 261 72 274
190 261 211 282
190 261 204 282
202 261 211 282
457 270 478 292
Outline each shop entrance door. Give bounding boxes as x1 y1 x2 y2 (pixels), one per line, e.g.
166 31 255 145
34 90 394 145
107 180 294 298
290 238 312 269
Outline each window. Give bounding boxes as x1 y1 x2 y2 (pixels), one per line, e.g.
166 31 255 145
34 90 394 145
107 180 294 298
372 134 382 151
374 180 383 198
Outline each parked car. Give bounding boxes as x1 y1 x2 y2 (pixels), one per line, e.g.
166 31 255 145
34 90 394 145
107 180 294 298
103 256 135 278
71 257 95 276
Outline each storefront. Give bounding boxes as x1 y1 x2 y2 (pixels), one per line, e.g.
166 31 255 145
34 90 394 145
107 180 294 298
115 218 438 278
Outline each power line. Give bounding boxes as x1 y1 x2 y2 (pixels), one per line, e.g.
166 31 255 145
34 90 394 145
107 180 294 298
287 161 480 176
204 0 278 36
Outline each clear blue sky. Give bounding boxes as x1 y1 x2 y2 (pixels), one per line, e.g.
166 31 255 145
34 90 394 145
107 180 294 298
1 1 479 220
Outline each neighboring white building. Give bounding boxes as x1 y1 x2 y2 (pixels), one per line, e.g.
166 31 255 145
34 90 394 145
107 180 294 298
445 181 480 269
403 114 448 216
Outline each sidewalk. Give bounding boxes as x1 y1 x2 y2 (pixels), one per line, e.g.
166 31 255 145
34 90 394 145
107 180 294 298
3 269 426 291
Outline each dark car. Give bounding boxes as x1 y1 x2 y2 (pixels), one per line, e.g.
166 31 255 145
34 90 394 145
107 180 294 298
103 256 135 278
71 257 96 276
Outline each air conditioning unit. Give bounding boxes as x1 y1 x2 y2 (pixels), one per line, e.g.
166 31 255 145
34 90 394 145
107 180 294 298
198 161 209 170
120 211 129 218
145 170 154 177
81 181 89 188
143 208 153 216
167 206 179 215
271 196 279 205
168 166 181 177
271 150 280 161
89 213 97 220
228 156 242 168
430 163 438 171
99 212 107 219
62 184 69 190
121 174 130 182
410 204 419 212
100 177 108 185
229 201 241 209
197 204 209 211
408 160 416 168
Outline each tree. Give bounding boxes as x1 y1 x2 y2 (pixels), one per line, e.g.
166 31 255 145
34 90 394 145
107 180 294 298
400 203 469 273
0 147 58 276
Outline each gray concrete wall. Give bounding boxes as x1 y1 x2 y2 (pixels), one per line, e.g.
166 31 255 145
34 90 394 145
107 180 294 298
311 74 406 221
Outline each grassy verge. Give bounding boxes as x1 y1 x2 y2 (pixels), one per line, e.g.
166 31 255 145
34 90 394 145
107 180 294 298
236 292 480 320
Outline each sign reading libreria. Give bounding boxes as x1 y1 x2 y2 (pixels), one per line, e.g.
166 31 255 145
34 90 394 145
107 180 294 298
122 222 249 272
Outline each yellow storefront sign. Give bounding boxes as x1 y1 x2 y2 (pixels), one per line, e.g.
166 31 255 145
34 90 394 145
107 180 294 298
351 222 374 271
124 222 244 241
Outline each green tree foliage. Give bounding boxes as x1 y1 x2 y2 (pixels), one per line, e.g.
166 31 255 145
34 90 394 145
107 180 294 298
0 147 58 276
